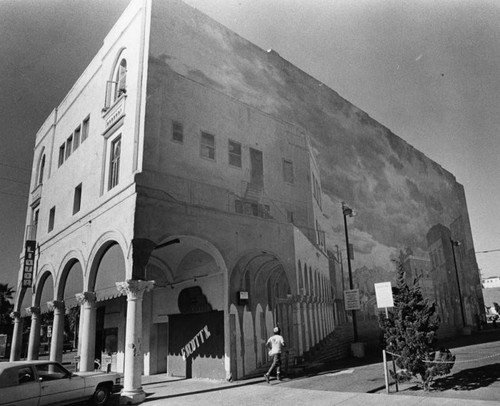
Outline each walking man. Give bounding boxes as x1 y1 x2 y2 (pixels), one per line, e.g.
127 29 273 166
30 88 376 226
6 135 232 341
264 326 285 383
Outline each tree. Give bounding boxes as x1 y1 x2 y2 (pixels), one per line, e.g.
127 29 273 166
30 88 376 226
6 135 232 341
379 252 455 390
0 283 15 333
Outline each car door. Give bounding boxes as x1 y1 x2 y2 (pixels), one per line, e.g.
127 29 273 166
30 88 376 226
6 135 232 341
36 362 85 406
0 365 40 406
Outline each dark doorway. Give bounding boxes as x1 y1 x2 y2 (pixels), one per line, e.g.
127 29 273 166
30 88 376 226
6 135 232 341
250 148 263 186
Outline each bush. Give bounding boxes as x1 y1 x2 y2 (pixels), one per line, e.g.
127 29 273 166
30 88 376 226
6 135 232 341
379 251 455 390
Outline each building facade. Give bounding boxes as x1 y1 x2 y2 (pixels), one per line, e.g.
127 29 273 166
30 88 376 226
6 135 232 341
12 0 484 402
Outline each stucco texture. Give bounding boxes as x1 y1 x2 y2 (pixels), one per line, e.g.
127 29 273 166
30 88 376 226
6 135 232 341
148 0 474 284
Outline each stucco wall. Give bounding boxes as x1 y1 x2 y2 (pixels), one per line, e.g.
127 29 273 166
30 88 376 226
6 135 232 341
147 0 482 321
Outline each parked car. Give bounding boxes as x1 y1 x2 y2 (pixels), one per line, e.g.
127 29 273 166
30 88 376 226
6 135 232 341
0 360 122 406
63 342 74 353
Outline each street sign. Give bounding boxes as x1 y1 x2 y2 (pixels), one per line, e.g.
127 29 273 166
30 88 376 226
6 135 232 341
374 282 394 308
344 289 360 311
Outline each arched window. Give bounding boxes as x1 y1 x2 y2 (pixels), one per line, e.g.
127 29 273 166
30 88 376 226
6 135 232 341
108 136 121 190
37 154 46 186
104 53 127 110
114 59 127 101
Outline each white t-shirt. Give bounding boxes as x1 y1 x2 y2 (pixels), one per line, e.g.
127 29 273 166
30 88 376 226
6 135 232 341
267 334 285 355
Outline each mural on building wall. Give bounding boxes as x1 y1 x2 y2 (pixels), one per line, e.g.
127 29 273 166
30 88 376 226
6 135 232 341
149 0 481 332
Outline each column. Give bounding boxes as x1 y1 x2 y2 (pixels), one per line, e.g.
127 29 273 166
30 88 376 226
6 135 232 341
47 300 65 363
294 301 303 355
75 292 97 372
26 306 41 360
116 280 154 405
9 311 23 361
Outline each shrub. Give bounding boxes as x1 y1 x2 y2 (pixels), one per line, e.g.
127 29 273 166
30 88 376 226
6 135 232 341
379 251 455 390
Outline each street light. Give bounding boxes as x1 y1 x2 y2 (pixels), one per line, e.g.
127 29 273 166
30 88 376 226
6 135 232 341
450 238 466 328
342 202 358 342
334 245 345 293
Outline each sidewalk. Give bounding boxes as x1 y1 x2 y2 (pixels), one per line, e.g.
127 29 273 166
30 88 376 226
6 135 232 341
132 329 500 406
137 374 498 406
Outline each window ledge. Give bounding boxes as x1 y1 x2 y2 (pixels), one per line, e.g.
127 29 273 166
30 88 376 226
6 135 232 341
31 183 42 207
102 95 126 135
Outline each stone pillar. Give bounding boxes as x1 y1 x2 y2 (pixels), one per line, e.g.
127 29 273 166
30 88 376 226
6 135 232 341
26 306 41 360
9 311 23 361
116 280 154 405
48 300 65 363
75 292 97 372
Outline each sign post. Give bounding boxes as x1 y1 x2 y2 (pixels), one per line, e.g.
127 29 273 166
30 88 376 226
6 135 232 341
344 289 361 311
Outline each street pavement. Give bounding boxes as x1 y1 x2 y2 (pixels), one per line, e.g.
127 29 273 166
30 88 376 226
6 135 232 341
127 328 500 406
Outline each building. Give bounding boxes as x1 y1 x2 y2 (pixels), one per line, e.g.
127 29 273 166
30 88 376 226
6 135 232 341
403 254 433 301
482 277 500 321
427 222 483 335
482 276 500 289
11 0 484 403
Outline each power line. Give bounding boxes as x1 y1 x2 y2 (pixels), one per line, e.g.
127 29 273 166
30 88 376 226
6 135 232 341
0 162 31 172
0 176 29 185
476 249 500 254
0 190 28 200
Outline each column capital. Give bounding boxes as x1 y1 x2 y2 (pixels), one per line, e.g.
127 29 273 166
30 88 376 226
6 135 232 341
116 279 155 300
10 311 21 320
75 291 97 306
26 306 41 316
47 300 65 312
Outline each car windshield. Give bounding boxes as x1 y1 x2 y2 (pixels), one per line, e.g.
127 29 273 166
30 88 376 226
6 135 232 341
35 363 70 381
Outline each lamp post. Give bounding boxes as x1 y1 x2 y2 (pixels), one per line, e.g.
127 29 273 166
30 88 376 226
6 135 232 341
342 202 358 342
335 245 345 293
450 239 466 328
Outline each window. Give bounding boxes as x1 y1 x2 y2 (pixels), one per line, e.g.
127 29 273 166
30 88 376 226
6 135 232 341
81 116 89 142
65 135 73 159
37 155 45 185
32 208 39 239
48 207 55 232
115 59 127 100
73 126 81 151
200 132 215 160
108 137 121 190
17 366 35 385
283 160 294 184
235 199 243 214
73 183 82 214
172 121 183 143
58 144 65 167
287 210 294 224
35 363 69 381
228 140 242 167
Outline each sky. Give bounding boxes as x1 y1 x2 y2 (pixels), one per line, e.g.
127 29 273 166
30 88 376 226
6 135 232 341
1 0 500 293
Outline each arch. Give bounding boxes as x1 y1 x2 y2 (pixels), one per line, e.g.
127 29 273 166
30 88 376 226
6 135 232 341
145 234 230 379
87 230 130 291
54 250 86 300
242 307 255 375
33 268 56 310
13 286 30 314
229 250 292 378
107 48 128 105
254 303 265 367
229 304 243 379
35 149 46 187
297 259 303 293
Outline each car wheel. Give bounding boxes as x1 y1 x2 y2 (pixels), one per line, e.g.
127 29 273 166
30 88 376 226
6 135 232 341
91 385 110 405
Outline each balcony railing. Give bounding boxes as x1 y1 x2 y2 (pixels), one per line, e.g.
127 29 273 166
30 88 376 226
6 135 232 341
102 94 126 134
31 183 42 207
